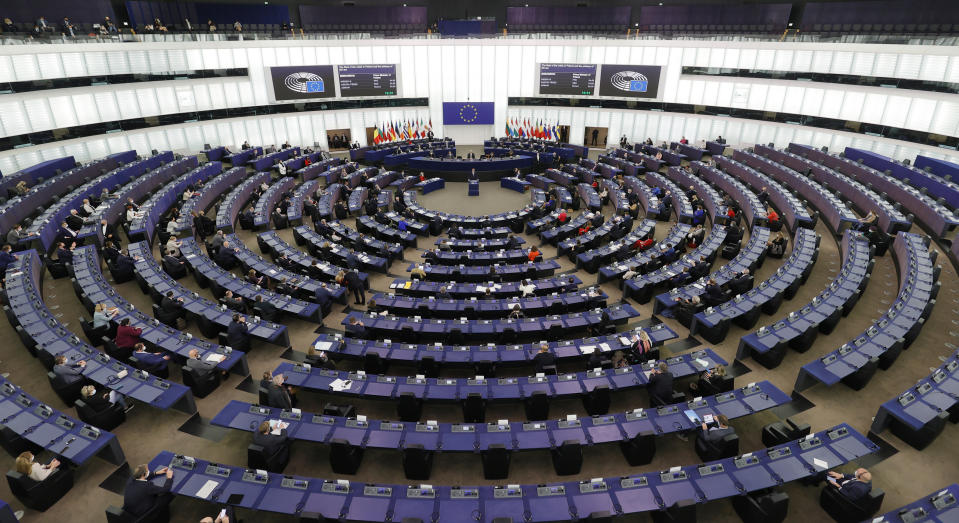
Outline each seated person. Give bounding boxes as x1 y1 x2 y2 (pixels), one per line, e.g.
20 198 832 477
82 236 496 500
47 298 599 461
80 384 128 412
410 265 427 280
767 232 787 257
703 278 726 306
92 303 119 335
532 344 555 374
669 267 691 287
252 295 278 322
15 452 60 482
186 348 219 381
122 464 174 518
727 269 752 296
101 241 121 265
227 314 251 352
53 354 86 385
527 247 541 262
306 347 337 370
826 468 873 502
111 250 137 281
220 291 246 313
696 413 735 447
253 419 290 462
215 241 239 270
689 365 727 394
164 236 183 257
647 362 674 406
132 343 171 375
266 374 292 410
518 279 536 297
346 316 368 338
160 291 186 324
115 318 142 351
55 241 75 264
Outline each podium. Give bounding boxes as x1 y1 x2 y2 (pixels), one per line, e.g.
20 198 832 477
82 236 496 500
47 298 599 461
468 180 479 196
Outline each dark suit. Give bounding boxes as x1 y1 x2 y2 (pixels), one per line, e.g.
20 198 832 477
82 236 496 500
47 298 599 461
226 320 250 351
122 474 172 517
83 392 113 413
698 426 735 445
186 357 215 380
113 254 135 280
266 384 292 410
253 300 278 322
253 427 289 458
53 363 83 385
345 271 364 304
647 371 674 404
314 286 333 312
160 297 185 320
532 352 556 373
56 247 73 264
65 214 83 231
215 248 238 270
134 351 168 374
836 475 872 502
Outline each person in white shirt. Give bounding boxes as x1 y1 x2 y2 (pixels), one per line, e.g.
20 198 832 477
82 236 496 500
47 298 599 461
125 205 141 222
82 198 96 215
277 162 288 176
15 451 60 482
518 279 535 297
166 219 178 235
165 236 183 257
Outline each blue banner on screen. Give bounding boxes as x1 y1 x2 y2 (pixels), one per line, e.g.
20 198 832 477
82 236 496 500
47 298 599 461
443 102 495 125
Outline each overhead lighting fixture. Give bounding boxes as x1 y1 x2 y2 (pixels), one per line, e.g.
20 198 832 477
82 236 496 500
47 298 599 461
788 22 793 27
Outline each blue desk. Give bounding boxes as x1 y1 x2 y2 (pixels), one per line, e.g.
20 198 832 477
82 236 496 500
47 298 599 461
21 151 172 251
253 176 295 229
0 375 124 465
642 145 686 166
576 183 601 211
628 147 667 173
405 191 537 230
870 484 959 523
559 216 628 257
215 172 271 233
416 177 445 194
646 172 694 223
179 237 321 323
214 381 788 451
280 151 324 174
0 155 76 195
848 147 959 209
715 155 815 232
202 146 226 162
145 424 876 521
599 223 691 284
356 216 418 248
706 141 727 156
792 144 957 238
689 228 819 343
390 274 581 299
422 248 531 266
295 158 344 182
224 147 262 167
777 145 910 234
249 147 299 172
367 171 398 189
175 166 247 235
737 231 873 369
384 148 456 168
666 166 728 225
577 219 656 273
915 155 959 180
746 147 857 233
293 225 386 274
0 499 18 523
71 246 249 374
369 288 608 319
343 304 638 343
5 250 196 413
436 236 525 251
624 224 728 304
127 242 290 347
0 155 118 233
671 142 706 161
602 178 631 215
311 322 677 366
276 347 725 402
694 162 766 229
599 153 642 177
325 221 404 260
540 212 600 246
621 176 662 220
287 179 321 225
347 186 369 214
501 177 530 192
409 156 535 182
128 161 222 243
871 347 958 450
795 232 938 391
459 225 515 239
411 259 560 283
254 232 350 302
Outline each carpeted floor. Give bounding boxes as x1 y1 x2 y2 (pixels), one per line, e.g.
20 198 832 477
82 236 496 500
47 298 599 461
0 145 956 522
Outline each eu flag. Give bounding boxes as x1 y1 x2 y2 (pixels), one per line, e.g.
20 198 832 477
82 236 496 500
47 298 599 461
443 102 495 125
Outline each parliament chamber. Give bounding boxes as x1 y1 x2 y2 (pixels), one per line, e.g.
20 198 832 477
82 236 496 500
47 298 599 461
0 1 958 522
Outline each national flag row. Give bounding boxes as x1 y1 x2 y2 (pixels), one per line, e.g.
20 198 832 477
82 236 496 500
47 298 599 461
372 119 433 145
505 118 561 141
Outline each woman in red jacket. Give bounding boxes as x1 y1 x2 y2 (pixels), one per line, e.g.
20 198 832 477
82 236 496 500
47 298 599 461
114 317 142 350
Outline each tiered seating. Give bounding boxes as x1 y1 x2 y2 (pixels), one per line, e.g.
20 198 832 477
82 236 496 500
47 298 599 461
368 287 609 319
404 190 535 232
215 172 271 232
847 147 959 210
645 171 695 222
599 223 691 283
621 175 662 218
665 166 729 224
4 250 196 414
286 178 321 225
793 144 959 238
689 228 820 343
139 424 877 520
745 146 858 232
128 161 223 243
70 245 249 375
435 236 525 251
576 219 657 273
738 231 874 368
342 303 638 343
324 221 404 260
670 142 707 161
715 155 815 232
776 145 911 234
601 178 631 214
598 151 643 176
254 232 353 298
639 144 686 166
409 259 561 282
795 232 939 391
871 349 958 450
389 274 581 298
253 176 295 229
356 215 418 247
575 183 601 211
292 225 388 273
420 247 531 266
223 147 262 167
540 212 598 245
127 242 291 347
248 147 299 171
294 157 343 181
311 323 677 366
624 224 728 303
178 237 322 322
693 162 766 227
347 185 370 214
173 166 247 235
378 210 430 236
866 484 958 521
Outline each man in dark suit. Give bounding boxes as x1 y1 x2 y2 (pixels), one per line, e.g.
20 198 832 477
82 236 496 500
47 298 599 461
162 249 187 277
344 249 360 270
252 295 278 321
345 269 365 305
266 374 292 410
532 344 555 374
727 270 752 296
697 414 735 447
215 241 239 270
56 220 77 246
160 291 186 323
826 468 873 502
99 219 119 248
314 283 333 314
56 242 75 264
132 343 171 375
113 251 136 281
220 291 246 313
703 278 726 306
661 244 678 264
53 355 86 385
226 314 250 352
346 317 368 339
253 420 289 463
186 348 216 380
647 362 674 406
122 464 173 517
65 209 84 231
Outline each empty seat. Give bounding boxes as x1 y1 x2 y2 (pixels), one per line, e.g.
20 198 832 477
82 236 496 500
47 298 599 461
397 392 422 422
481 444 511 479
329 438 363 474
550 440 583 475
462 393 486 423
402 444 434 480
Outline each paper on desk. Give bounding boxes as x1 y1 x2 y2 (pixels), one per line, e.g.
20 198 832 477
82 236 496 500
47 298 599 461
599 343 612 352
694 358 709 368
812 458 829 470
195 479 219 499
618 337 631 346
476 286 487 292
205 354 226 363
580 345 596 354
643 371 652 379
403 281 412 289
329 379 352 391
315 341 334 352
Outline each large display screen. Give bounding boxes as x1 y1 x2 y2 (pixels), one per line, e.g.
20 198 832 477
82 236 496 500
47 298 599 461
597 65 663 99
269 65 336 101
539 63 597 96
337 64 398 97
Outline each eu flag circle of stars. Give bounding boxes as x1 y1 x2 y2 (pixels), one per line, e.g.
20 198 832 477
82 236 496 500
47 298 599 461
459 104 479 123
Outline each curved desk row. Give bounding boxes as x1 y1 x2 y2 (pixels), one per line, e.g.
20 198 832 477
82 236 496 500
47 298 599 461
597 153 643 177
294 157 343 182
577 219 657 273
258 230 365 293
540 212 599 245
341 304 638 343
215 172 270 233
599 223 691 284
422 247 532 267
870 484 959 523
653 227 772 314
367 288 608 319
383 148 456 168
690 227 819 343
179 237 322 322
640 144 685 167
665 166 728 225
248 147 298 172
559 216 630 258
403 190 537 230
287 178 321 225
848 146 959 210
127 242 290 347
323 220 404 261
435 236 525 251
409 259 561 283
223 147 261 167
645 172 694 223
795 232 939 391
692 162 765 229
737 231 874 369
620 176 662 220
602 178 632 215
311 322 676 366
144 425 875 521
275 348 725 403
356 215 419 248
292 225 387 273
70 246 248 374
714 156 814 233
128 161 223 243
775 145 910 234
624 224 728 304
5 250 196 414
174 166 247 235
347 186 369 214
214 382 788 452
407 156 534 182
0 155 77 197
671 142 706 162
576 182 601 212
744 147 856 233
389 274 581 299
253 176 295 229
